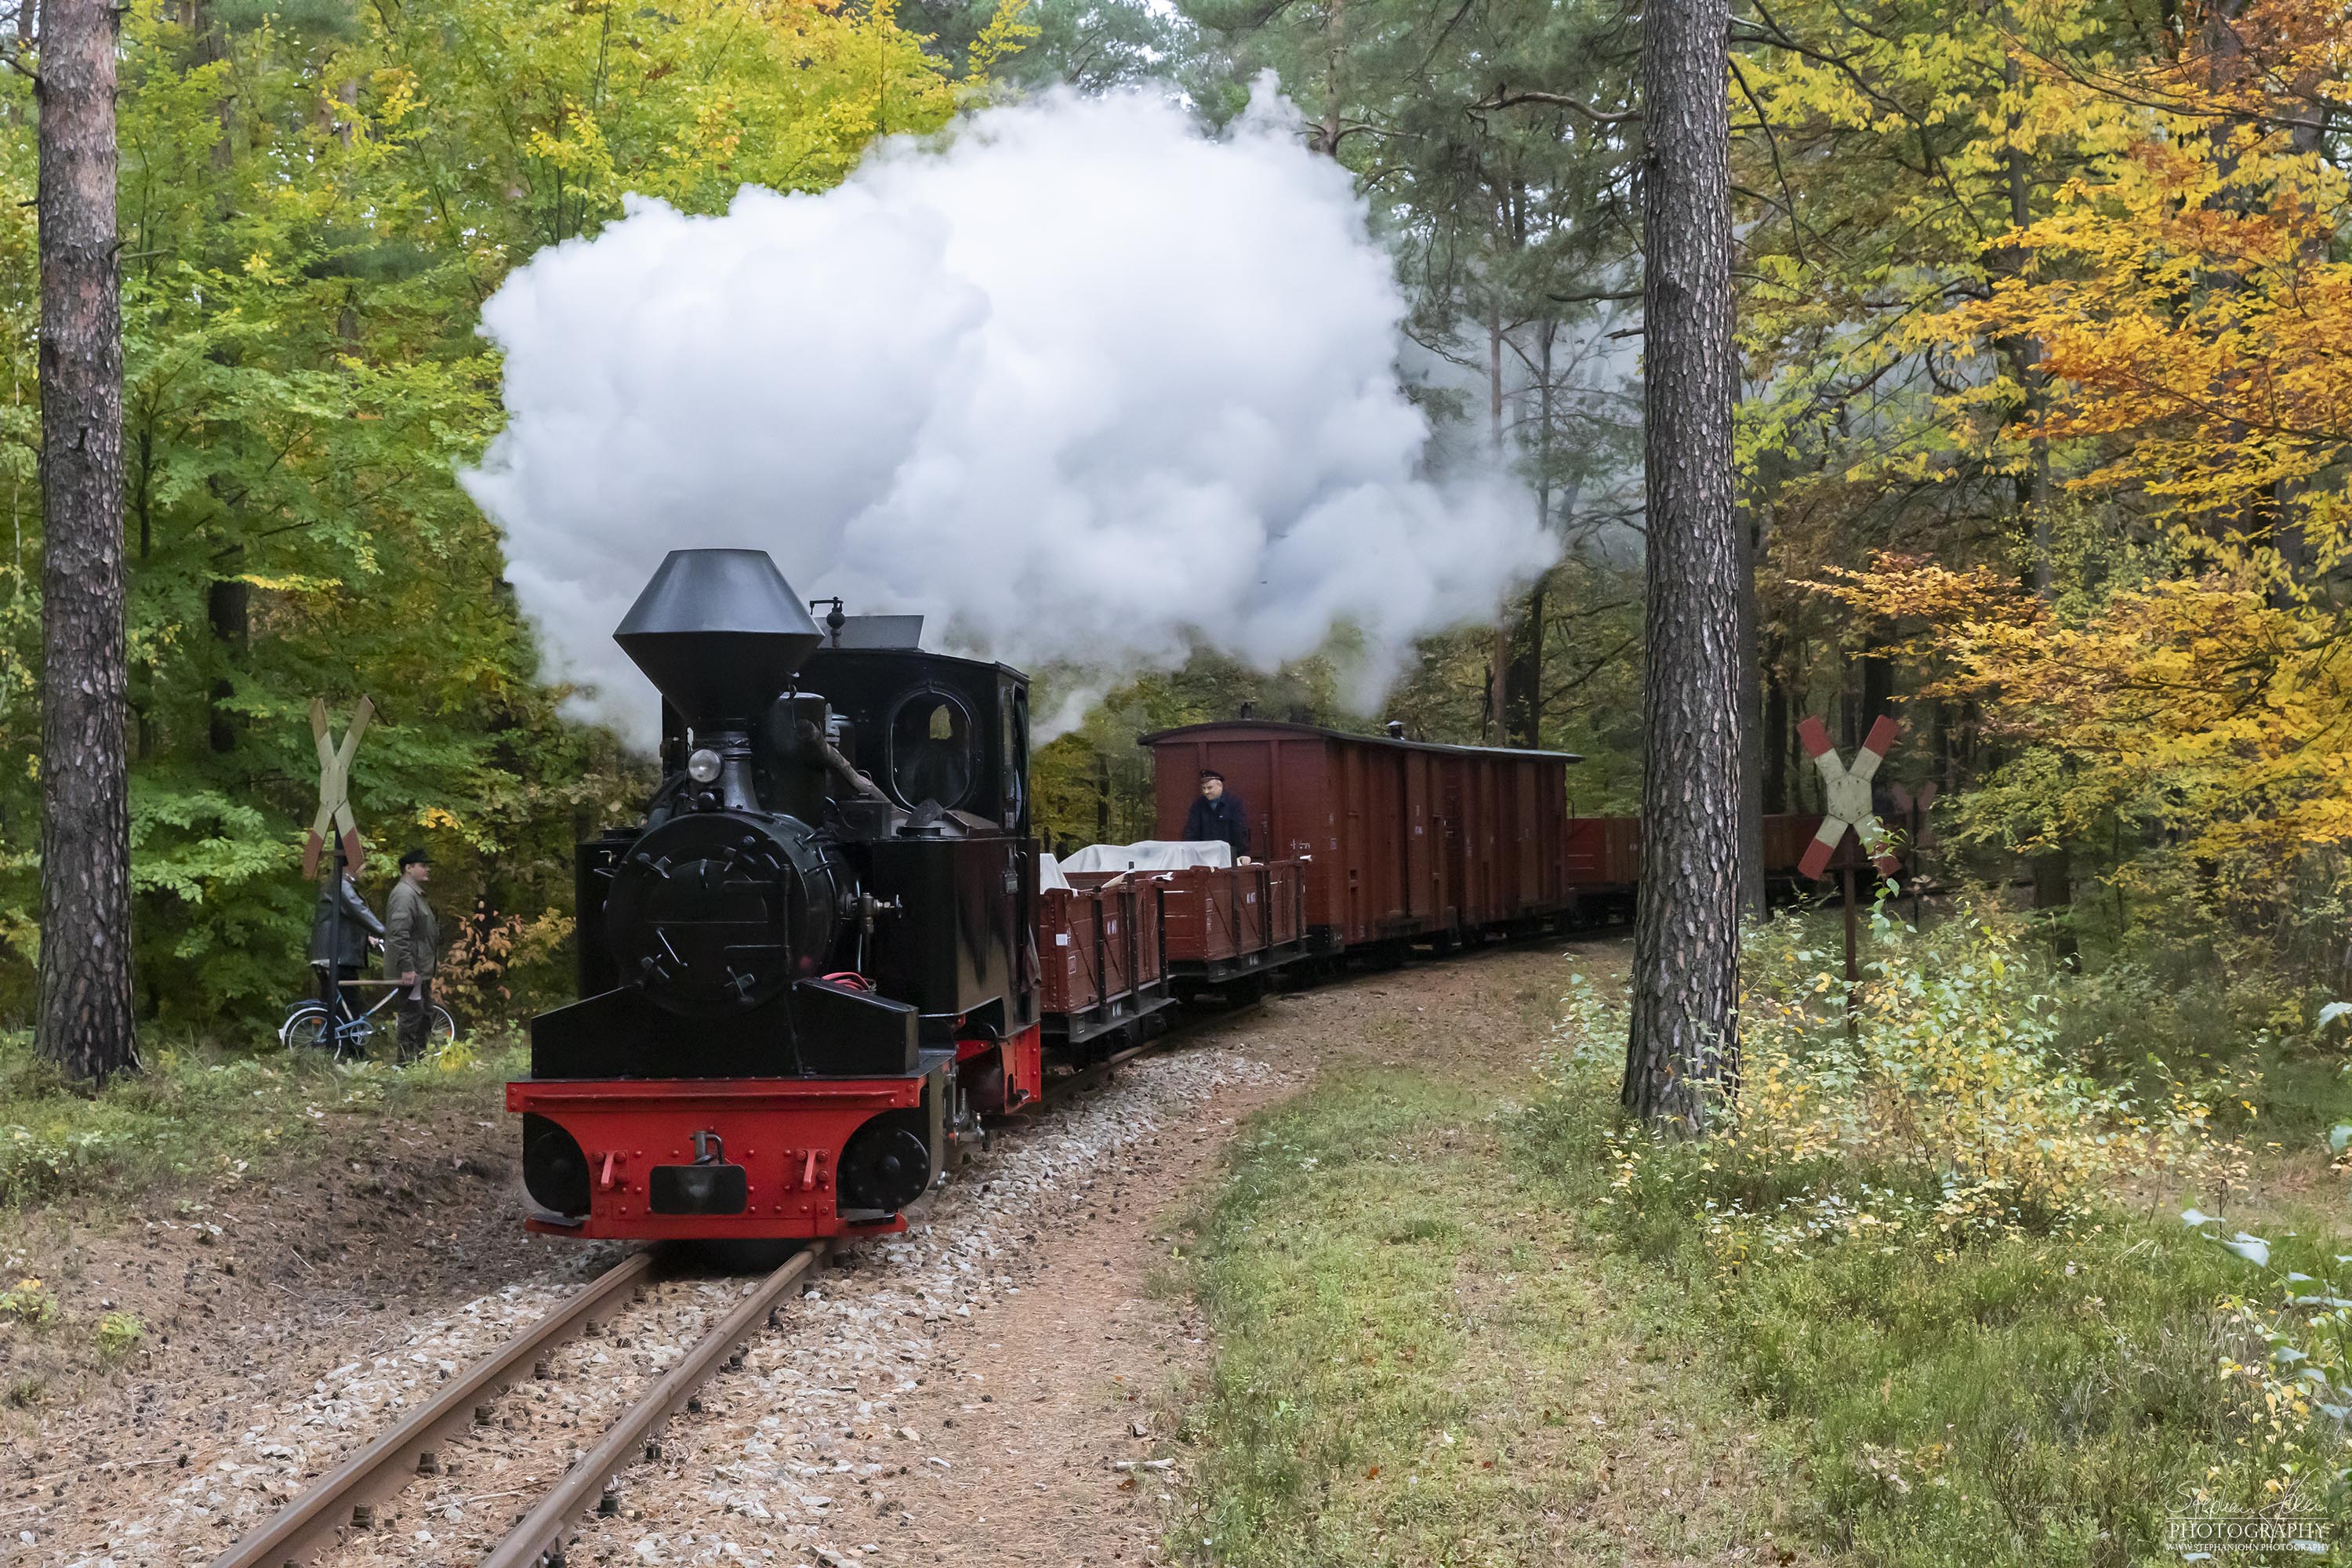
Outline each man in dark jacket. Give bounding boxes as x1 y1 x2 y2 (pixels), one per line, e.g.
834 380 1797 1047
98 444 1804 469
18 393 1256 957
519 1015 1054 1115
308 866 384 1029
1181 770 1252 862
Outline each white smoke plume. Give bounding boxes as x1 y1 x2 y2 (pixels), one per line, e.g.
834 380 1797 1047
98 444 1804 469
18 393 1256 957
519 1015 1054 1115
464 80 1557 739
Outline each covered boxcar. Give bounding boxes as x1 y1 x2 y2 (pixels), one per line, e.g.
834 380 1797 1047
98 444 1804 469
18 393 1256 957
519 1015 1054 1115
1142 720 1583 953
1560 811 1840 913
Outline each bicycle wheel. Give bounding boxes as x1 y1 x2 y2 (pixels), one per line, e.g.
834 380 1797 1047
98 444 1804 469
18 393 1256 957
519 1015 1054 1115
280 1005 335 1054
427 1007 457 1052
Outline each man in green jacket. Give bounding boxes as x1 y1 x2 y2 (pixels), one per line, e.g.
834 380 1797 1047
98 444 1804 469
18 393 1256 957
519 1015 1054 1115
385 847 441 1062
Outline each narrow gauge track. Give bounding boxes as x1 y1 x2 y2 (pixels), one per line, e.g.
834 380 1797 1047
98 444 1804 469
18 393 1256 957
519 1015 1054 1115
207 1246 824 1568
212 941 1573 1568
210 1012 1218 1568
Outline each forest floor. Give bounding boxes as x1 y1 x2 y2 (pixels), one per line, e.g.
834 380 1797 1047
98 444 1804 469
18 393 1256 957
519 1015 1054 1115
5 938 1788 1568
11 931 2303 1568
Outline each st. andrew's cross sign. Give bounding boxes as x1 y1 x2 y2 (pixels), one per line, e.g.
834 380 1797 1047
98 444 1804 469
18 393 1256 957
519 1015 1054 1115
304 696 374 1018
1796 713 1901 881
1797 711 1903 1038
303 696 372 880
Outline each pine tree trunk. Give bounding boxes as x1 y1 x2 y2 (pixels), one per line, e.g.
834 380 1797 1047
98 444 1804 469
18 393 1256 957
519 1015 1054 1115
1623 0 1740 1127
1735 509 1766 922
35 0 135 1082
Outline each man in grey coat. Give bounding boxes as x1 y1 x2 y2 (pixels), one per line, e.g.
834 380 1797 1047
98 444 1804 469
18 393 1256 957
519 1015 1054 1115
385 847 441 1062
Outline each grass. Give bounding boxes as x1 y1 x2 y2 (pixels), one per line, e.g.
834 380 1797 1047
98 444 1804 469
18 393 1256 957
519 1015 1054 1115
1171 1064 1798 1566
1517 1038 2349 1563
0 1025 525 1210
1563 1174 2268 1559
1174 918 2352 1568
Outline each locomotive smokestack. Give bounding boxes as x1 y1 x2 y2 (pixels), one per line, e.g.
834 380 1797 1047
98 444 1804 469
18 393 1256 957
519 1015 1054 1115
614 549 822 731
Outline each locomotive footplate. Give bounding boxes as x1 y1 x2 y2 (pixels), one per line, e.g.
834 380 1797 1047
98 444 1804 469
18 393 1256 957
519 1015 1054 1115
508 1065 949 1241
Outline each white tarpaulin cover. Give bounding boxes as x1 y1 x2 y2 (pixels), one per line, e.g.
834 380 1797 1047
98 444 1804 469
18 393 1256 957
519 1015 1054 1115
1037 852 1073 893
1058 839 1233 874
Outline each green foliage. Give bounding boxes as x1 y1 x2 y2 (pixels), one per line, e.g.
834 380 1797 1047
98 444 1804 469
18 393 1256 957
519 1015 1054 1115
0 0 986 1033
0 1274 56 1327
901 0 1179 90
1522 929 2345 1564
93 1309 147 1367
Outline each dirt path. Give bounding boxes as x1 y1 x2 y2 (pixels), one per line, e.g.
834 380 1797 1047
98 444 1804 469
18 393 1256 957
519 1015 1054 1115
622 941 1583 1568
4 940 1589 1568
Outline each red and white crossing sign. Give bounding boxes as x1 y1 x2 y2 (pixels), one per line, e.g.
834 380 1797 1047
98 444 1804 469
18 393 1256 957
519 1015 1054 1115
1797 713 1900 881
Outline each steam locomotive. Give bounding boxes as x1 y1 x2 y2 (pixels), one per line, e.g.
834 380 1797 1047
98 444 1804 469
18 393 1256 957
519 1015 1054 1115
508 547 1839 1245
510 548 1041 1242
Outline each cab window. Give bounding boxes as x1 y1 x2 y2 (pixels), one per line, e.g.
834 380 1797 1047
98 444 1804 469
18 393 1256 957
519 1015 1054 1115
888 690 978 811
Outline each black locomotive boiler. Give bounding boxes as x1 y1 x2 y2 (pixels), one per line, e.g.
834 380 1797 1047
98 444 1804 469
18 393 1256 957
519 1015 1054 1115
509 548 1041 1241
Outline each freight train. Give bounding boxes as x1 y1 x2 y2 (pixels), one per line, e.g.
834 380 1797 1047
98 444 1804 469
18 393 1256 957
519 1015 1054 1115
509 548 1826 1245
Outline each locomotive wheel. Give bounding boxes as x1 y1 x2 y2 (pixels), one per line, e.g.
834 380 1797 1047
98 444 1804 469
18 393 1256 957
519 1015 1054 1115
839 1119 932 1212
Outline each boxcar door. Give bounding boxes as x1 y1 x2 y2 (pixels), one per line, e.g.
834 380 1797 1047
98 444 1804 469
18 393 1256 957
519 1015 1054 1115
1204 742 1276 865
1404 750 1434 926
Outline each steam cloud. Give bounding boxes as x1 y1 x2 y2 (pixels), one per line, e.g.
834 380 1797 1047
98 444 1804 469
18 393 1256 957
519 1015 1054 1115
464 81 1557 738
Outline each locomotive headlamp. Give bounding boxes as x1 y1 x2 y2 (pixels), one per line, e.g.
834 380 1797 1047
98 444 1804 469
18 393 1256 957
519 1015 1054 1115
686 747 723 784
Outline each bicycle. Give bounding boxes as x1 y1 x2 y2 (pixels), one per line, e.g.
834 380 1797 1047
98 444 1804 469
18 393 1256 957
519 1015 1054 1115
280 974 456 1061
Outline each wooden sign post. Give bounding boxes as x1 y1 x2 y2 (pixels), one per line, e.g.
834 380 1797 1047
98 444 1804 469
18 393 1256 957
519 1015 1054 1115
1797 713 1901 1037
1887 780 1939 927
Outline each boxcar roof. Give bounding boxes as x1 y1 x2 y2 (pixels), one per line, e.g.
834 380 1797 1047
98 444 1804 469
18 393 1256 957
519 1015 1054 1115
1139 718 1583 765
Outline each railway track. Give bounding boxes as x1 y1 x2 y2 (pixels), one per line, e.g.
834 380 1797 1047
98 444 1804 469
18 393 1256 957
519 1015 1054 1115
206 1019 1202 1568
207 940 1588 1568
210 1244 829 1568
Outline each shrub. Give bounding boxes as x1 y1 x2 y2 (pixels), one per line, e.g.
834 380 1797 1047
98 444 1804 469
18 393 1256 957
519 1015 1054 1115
1590 902 2227 1271
0 1276 54 1326
93 1309 144 1366
434 905 575 1033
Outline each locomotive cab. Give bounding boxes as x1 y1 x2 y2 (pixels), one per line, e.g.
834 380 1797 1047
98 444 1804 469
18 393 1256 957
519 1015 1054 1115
510 549 1040 1243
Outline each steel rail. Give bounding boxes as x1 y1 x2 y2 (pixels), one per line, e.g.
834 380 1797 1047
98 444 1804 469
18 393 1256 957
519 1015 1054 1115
210 1249 657 1568
479 1242 833 1568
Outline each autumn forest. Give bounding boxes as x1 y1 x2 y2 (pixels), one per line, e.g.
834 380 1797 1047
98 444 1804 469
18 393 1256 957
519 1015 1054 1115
7 0 2352 1551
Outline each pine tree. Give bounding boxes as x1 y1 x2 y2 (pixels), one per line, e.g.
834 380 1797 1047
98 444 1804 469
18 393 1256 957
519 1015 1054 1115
34 0 136 1080
1621 0 1741 1127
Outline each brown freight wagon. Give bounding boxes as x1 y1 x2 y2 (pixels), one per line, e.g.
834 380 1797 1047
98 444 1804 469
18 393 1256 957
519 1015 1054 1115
1559 811 1835 906
1036 874 1175 1057
1142 720 1583 953
1562 814 1641 924
1154 858 1307 996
